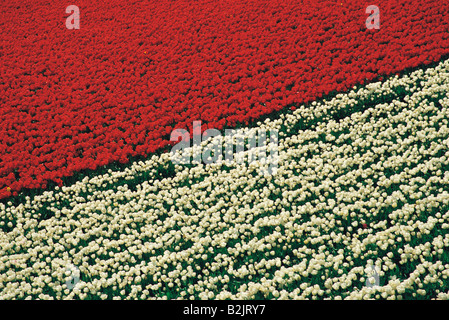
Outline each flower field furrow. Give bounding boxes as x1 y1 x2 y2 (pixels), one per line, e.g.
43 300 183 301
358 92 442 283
1 0 449 198
1 59 449 300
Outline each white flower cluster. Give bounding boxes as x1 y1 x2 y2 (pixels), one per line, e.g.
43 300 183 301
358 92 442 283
1 59 449 300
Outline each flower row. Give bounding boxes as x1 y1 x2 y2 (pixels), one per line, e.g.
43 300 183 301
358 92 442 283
1 58 449 299
1 0 449 198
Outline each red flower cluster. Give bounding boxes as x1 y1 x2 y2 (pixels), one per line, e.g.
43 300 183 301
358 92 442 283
1 0 448 199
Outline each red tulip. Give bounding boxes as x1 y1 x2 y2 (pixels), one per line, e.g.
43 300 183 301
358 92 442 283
0 0 448 199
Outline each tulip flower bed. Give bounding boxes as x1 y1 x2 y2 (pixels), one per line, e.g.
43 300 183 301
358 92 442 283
1 58 449 300
1 0 449 199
